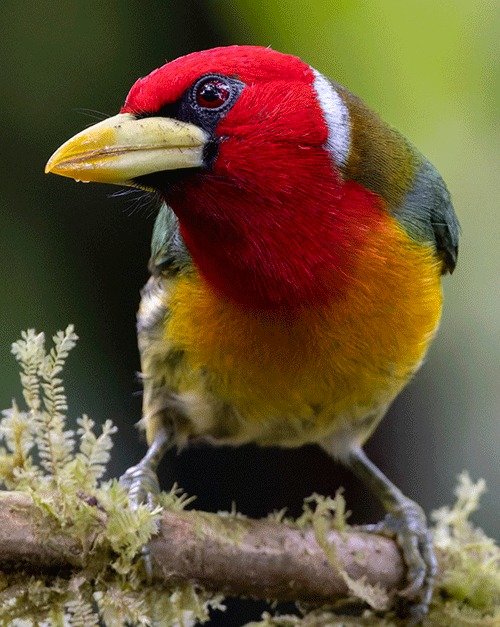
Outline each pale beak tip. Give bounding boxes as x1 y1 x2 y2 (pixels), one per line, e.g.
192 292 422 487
45 150 60 175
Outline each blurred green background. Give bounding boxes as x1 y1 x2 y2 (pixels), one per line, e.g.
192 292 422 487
1 0 499 613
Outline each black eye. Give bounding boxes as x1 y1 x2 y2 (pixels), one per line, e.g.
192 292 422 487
196 79 231 109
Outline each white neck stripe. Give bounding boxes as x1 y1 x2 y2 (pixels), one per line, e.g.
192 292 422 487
311 68 350 168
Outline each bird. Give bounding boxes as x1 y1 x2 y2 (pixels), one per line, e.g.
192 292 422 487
45 45 459 623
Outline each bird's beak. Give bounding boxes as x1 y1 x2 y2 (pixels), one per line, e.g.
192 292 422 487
45 113 208 187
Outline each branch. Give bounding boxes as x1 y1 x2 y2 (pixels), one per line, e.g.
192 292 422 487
0 491 405 604
151 509 405 602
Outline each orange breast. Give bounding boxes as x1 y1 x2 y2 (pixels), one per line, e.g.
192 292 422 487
164 215 443 431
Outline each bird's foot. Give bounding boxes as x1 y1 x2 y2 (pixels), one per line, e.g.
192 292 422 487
119 426 173 580
120 461 161 510
360 502 436 625
119 461 162 582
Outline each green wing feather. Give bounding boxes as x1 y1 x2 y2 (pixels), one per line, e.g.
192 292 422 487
396 159 460 274
150 203 193 274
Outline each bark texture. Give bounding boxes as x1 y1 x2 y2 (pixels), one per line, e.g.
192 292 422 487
0 491 405 603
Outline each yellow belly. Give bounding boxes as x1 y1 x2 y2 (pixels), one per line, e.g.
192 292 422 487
145 218 442 447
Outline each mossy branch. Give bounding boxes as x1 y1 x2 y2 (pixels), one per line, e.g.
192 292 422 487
0 490 405 603
1 327 499 627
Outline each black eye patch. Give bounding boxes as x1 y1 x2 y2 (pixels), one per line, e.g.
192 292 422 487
138 73 245 136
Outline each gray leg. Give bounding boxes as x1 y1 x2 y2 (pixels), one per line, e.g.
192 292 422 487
346 447 436 625
119 423 174 580
120 422 173 506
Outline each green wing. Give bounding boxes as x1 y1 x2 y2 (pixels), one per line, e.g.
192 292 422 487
150 203 193 275
396 158 460 274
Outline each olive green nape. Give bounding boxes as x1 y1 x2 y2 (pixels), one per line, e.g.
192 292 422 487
333 79 460 274
333 79 420 208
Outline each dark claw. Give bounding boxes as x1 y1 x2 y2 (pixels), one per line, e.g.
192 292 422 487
357 503 436 624
406 602 429 627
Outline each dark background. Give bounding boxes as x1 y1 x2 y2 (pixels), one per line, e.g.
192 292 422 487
1 0 499 624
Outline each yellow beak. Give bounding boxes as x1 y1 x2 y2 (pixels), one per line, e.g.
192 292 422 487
45 113 208 187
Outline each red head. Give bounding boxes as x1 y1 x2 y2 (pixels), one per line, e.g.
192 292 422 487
118 46 383 309
51 46 450 309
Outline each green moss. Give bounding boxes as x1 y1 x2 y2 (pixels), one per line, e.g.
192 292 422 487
0 326 221 627
1 328 499 627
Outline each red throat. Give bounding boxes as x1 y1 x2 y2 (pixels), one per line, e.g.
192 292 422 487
165 151 386 311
